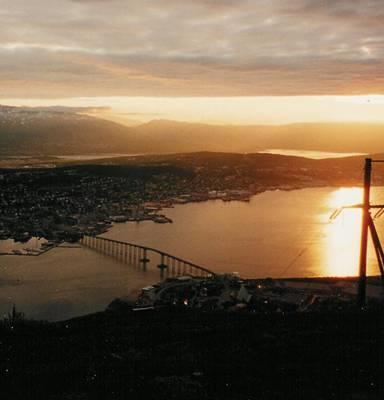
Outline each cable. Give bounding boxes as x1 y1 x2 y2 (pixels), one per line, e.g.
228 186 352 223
279 248 308 278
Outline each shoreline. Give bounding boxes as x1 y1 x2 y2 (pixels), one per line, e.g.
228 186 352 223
0 183 330 251
0 179 370 248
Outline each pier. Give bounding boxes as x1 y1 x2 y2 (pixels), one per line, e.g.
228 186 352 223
80 235 215 280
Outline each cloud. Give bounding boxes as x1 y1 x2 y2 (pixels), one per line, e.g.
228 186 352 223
0 0 384 97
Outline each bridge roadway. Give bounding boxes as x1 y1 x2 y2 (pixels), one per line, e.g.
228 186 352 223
80 235 215 280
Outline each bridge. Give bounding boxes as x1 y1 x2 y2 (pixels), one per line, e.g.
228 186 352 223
80 235 215 280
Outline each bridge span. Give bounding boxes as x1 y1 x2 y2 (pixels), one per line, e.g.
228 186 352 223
80 235 215 280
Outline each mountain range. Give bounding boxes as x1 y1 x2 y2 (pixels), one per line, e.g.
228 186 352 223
1 104 384 155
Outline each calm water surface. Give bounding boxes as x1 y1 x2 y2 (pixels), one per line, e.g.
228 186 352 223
2 186 384 320
0 246 159 321
103 187 384 279
258 149 365 159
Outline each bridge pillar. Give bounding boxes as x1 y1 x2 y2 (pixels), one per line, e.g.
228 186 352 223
170 258 174 276
157 254 168 280
128 245 132 263
177 261 181 276
140 248 150 271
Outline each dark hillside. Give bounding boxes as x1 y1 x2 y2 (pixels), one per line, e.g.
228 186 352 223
1 308 383 399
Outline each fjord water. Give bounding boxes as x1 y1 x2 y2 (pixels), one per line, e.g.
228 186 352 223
1 186 384 320
0 245 160 321
103 187 384 279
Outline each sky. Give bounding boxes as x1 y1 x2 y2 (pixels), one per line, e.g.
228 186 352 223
1 0 384 124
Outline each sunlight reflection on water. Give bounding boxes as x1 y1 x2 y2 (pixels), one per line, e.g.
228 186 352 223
105 187 384 279
324 188 363 277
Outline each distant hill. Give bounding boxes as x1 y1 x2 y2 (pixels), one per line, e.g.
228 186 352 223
48 150 384 190
134 119 384 154
1 105 384 155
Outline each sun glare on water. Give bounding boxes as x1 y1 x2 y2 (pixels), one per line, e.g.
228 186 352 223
324 188 363 277
329 187 363 209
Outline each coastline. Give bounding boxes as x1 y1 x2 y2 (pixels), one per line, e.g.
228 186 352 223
0 182 330 254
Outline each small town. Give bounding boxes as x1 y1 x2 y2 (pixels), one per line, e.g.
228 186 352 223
0 161 313 248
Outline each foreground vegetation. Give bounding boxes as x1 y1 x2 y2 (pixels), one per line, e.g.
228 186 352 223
1 307 383 399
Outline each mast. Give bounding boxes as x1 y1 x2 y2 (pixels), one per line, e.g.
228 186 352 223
357 158 372 308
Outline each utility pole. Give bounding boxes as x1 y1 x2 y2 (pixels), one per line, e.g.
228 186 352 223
358 158 372 308
331 158 384 308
